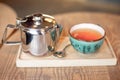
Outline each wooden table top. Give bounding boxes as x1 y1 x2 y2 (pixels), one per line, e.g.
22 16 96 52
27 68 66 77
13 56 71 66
0 3 120 79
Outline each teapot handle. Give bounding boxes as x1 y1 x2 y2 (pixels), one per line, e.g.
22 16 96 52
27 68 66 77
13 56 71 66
57 24 63 35
53 24 63 51
2 24 21 45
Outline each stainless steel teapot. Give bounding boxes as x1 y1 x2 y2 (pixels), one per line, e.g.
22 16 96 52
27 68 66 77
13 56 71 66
2 13 62 56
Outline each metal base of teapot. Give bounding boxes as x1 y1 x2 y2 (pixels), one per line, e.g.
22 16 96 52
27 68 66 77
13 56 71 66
22 49 53 57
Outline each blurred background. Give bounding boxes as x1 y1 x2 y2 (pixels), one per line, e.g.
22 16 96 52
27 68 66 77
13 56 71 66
0 0 120 17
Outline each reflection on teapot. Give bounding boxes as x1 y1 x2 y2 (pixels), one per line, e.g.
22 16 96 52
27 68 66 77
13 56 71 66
2 13 62 56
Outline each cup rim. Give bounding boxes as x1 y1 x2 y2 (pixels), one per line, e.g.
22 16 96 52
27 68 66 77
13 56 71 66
69 23 106 42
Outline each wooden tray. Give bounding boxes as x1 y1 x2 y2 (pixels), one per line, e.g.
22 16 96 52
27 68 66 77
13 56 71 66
16 37 117 67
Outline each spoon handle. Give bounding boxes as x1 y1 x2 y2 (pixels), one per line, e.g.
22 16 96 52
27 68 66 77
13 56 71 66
53 44 71 58
63 44 71 51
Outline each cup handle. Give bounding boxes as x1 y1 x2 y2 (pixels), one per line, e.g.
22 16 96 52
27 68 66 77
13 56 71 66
2 24 21 45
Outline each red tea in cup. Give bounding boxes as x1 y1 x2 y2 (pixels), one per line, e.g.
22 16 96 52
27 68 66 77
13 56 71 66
71 28 103 41
69 23 105 53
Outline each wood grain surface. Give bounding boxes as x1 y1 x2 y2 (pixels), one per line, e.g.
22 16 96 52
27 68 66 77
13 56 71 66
0 3 120 80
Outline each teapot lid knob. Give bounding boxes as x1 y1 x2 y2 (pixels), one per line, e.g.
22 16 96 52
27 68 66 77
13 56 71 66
33 16 41 21
32 15 42 25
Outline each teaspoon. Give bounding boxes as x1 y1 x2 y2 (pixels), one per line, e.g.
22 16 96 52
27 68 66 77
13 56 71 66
53 44 71 58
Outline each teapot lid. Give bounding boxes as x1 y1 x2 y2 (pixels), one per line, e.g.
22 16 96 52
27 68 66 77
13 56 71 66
18 13 56 30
